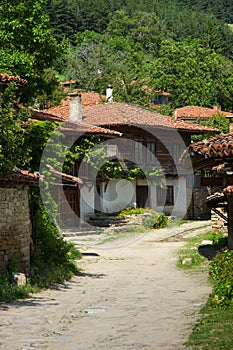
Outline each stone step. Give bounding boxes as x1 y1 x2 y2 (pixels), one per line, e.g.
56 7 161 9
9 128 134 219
86 214 129 227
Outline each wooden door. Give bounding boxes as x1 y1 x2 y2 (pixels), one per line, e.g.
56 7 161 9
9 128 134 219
136 185 149 208
62 186 80 218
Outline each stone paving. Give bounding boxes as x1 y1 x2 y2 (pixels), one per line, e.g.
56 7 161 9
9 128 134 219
0 220 212 350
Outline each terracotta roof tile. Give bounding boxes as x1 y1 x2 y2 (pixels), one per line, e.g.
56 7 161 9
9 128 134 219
176 105 233 120
46 165 83 184
41 98 219 134
0 72 28 86
31 109 121 136
0 170 40 184
188 132 233 158
82 103 219 133
60 80 76 85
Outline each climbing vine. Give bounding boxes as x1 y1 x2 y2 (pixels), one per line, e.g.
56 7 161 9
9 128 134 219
24 120 163 185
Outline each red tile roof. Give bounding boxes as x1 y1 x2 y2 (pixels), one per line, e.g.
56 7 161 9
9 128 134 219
0 72 28 86
176 106 233 120
0 170 40 184
46 165 83 184
42 98 219 134
60 80 76 85
31 110 121 136
188 132 233 158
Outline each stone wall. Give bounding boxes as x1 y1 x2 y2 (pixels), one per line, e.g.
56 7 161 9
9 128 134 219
0 185 32 275
190 186 223 220
211 208 228 234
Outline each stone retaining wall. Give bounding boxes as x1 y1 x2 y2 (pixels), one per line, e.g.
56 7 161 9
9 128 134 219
0 185 32 275
191 186 222 219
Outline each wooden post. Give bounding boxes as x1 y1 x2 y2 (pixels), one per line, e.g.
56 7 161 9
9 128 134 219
226 192 233 249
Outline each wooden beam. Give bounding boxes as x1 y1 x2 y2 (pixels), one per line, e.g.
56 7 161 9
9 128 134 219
226 192 233 249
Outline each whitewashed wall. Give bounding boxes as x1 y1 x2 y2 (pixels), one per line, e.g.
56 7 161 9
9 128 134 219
80 184 95 221
101 179 136 213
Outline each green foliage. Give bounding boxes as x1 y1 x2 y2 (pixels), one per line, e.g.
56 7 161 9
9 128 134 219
60 5 233 110
209 250 233 306
118 206 145 216
151 38 233 110
30 201 82 288
118 207 168 229
0 0 62 104
199 113 230 134
156 103 174 116
193 113 230 142
0 84 30 173
212 232 228 247
178 0 233 25
24 120 59 172
0 274 33 302
0 257 34 302
47 0 233 59
143 210 168 229
180 230 233 349
187 303 233 349
177 230 214 271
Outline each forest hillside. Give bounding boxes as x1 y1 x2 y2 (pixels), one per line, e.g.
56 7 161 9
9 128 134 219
44 0 233 113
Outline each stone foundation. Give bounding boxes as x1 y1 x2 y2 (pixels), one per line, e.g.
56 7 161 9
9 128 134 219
190 186 223 219
0 186 32 275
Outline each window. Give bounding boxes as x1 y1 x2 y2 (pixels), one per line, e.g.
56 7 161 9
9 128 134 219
157 185 174 206
134 141 143 163
146 142 156 163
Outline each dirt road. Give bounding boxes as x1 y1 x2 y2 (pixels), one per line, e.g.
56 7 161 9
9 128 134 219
0 222 211 350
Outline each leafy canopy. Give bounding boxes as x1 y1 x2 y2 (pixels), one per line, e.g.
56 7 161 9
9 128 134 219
151 39 233 111
0 84 30 174
0 0 62 105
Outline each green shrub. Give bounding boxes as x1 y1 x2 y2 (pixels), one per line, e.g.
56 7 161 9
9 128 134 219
143 210 168 229
0 200 82 302
209 249 233 306
118 206 144 216
30 202 82 288
212 231 228 247
0 274 33 302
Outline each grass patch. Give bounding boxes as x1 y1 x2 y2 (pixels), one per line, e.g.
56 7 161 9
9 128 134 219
167 217 187 227
186 304 233 349
0 274 36 302
179 230 233 349
177 230 214 271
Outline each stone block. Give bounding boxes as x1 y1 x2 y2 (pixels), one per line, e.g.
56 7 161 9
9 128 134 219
12 272 27 286
182 258 192 265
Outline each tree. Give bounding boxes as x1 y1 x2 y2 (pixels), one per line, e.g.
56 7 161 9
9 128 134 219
0 84 30 173
46 0 78 42
151 39 233 110
0 0 61 104
199 112 230 134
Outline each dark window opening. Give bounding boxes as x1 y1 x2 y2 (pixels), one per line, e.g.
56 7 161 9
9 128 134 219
157 185 174 206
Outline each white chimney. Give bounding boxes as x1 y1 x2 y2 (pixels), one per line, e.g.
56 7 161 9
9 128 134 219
69 93 82 122
213 105 221 112
106 85 113 102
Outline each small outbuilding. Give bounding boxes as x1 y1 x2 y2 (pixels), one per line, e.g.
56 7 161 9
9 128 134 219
186 132 233 249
